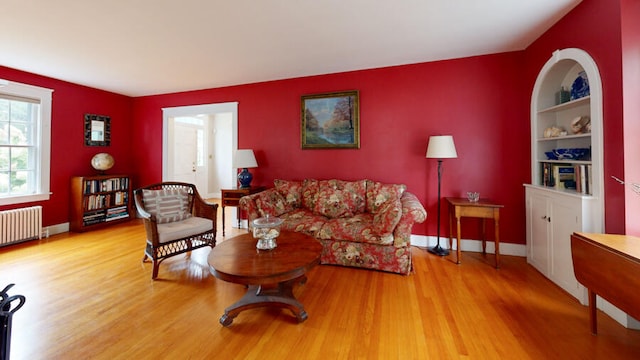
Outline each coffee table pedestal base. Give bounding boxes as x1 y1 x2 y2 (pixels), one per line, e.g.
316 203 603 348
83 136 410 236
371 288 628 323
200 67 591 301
220 277 308 326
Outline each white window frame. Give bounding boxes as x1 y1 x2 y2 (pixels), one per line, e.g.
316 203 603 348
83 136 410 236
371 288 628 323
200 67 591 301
0 79 53 206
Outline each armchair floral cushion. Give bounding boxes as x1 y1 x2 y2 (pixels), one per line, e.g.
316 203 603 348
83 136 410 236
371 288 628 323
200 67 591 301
240 178 426 275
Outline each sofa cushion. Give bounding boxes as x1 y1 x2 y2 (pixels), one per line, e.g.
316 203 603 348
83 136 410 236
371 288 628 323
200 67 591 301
366 180 406 214
142 189 192 224
317 214 394 245
274 179 303 208
254 190 291 217
314 183 354 219
302 179 320 211
372 199 403 236
279 209 327 237
338 179 366 214
157 216 213 244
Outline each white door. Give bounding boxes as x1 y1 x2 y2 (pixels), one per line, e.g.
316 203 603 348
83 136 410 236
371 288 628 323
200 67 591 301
171 120 205 190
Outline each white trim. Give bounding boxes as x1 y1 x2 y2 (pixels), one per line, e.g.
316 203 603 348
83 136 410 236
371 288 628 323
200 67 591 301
410 234 526 257
0 79 53 206
162 102 238 185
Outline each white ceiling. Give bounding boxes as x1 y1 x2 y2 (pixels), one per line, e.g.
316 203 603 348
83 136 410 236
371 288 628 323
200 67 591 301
1 0 581 97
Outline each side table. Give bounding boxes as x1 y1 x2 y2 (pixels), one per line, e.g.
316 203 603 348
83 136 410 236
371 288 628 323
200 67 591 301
221 186 265 236
446 197 504 268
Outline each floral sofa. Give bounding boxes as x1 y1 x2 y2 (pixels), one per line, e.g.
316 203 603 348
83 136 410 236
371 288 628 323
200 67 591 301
239 179 427 274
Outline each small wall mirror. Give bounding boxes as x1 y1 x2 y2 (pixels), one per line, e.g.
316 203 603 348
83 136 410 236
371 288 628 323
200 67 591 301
84 114 110 146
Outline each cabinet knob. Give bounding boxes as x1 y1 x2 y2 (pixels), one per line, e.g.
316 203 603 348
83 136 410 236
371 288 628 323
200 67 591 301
542 215 547 220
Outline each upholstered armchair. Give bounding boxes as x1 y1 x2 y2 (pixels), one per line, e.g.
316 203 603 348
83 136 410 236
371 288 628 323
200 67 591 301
133 182 218 279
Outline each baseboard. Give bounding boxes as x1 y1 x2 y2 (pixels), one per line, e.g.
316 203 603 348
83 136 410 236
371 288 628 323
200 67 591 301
42 222 525 257
410 234 526 257
45 222 69 237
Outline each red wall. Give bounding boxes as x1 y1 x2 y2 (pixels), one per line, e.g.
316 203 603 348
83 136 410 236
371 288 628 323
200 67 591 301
524 0 626 234
132 52 530 243
0 66 134 226
2 0 630 243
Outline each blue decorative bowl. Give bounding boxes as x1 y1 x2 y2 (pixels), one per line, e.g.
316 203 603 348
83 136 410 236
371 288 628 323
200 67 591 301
545 148 590 161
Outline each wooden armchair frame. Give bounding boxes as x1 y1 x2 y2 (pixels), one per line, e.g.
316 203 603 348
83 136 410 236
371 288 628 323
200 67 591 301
133 182 218 279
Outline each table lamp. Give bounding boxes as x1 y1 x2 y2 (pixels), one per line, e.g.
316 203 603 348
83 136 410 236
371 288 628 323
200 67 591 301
233 149 258 188
426 135 458 256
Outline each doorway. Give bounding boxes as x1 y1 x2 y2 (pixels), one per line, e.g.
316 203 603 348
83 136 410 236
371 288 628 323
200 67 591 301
162 102 238 198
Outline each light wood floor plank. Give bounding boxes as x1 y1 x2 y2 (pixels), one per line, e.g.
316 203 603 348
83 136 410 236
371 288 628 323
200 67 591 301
1 215 640 359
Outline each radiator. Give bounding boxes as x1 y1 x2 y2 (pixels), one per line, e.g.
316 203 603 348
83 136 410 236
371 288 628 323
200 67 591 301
0 206 42 246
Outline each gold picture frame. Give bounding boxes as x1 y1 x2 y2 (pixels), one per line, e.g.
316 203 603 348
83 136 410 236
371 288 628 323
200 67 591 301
301 90 360 149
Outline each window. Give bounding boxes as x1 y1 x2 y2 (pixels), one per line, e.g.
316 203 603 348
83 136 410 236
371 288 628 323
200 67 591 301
0 79 53 206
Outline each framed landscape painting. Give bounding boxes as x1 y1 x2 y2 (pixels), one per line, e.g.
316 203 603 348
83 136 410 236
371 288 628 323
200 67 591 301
301 90 360 149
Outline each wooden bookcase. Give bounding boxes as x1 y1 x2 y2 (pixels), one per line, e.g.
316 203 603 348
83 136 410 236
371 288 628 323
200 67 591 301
70 174 132 232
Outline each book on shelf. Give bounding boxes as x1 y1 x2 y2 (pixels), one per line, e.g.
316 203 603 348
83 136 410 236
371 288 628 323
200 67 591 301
542 163 586 191
574 164 593 195
542 163 552 187
83 177 130 194
553 165 576 190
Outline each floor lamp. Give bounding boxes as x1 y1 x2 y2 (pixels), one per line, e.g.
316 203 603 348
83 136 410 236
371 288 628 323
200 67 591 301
426 135 458 256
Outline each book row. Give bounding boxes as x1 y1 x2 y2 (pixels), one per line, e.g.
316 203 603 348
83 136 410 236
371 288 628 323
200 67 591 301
84 192 129 210
541 163 592 195
83 177 130 194
83 206 130 226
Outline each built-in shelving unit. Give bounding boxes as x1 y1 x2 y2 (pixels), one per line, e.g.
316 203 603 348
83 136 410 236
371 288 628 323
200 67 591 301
525 48 604 304
70 174 132 232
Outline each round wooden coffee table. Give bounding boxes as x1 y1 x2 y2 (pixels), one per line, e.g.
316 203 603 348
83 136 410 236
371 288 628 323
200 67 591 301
208 231 322 326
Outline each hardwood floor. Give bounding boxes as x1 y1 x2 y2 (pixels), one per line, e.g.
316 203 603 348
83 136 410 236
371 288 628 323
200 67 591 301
1 212 639 359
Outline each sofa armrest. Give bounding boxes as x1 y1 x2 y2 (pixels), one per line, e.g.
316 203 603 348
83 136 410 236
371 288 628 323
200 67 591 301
392 191 427 247
239 188 278 228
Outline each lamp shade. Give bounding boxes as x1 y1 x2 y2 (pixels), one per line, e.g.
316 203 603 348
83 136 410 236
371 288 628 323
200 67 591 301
426 135 458 159
233 149 257 168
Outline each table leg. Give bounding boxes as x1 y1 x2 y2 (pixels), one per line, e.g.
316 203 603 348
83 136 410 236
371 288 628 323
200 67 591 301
589 289 597 335
222 205 226 236
448 204 454 252
481 218 487 255
456 216 462 264
219 276 309 326
494 212 500 269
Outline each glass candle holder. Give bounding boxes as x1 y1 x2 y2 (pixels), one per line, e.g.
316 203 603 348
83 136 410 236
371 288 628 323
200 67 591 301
252 215 284 250
467 192 480 202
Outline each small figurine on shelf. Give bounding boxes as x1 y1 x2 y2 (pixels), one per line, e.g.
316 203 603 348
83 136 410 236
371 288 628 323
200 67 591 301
571 116 591 134
555 86 571 105
543 126 567 138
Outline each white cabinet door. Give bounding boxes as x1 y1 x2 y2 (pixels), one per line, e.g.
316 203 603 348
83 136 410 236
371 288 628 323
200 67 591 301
527 189 550 274
548 195 586 303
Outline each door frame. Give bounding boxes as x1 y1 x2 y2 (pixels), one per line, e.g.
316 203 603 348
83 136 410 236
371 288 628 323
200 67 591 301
162 102 238 196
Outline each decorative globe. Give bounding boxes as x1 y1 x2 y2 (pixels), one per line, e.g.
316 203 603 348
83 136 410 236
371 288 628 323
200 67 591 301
91 153 115 172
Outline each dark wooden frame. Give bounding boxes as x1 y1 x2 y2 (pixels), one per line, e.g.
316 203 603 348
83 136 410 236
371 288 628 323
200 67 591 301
84 113 111 146
301 90 360 149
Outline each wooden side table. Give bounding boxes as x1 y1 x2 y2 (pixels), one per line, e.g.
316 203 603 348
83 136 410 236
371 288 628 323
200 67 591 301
221 186 265 236
446 197 504 268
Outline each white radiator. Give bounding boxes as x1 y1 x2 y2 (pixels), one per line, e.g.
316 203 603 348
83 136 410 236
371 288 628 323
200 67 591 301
0 205 42 246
